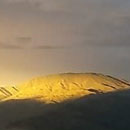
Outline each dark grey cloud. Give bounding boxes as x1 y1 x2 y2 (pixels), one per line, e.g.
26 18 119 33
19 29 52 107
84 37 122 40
0 42 23 50
35 45 65 50
16 37 32 44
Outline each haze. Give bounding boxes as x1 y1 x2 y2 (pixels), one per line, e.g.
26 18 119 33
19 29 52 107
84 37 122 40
0 0 130 84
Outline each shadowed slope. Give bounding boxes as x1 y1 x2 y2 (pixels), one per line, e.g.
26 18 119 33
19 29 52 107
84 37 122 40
0 89 130 130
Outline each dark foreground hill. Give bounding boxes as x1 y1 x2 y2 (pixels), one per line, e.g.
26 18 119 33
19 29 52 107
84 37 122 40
0 89 130 130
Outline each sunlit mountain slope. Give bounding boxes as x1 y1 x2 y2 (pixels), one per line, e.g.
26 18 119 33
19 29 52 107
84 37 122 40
3 73 130 103
0 85 19 100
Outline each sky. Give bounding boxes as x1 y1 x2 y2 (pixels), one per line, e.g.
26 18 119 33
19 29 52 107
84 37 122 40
0 0 130 85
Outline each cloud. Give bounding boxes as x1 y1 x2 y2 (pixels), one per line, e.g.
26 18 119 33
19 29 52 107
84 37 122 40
3 0 66 12
16 37 32 45
35 45 65 50
81 13 130 47
0 42 23 50
1 0 130 82
0 36 32 50
1 0 130 48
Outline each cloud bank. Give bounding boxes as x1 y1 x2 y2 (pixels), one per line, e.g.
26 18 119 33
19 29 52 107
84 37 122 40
0 0 130 84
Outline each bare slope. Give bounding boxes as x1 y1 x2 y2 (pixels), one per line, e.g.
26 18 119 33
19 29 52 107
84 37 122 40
3 73 130 103
0 86 19 100
7 89 130 130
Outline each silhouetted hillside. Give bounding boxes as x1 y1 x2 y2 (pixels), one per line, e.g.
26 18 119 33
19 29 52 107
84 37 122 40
0 89 130 130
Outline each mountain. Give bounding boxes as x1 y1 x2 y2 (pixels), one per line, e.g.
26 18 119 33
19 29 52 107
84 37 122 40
0 73 130 130
2 73 130 103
